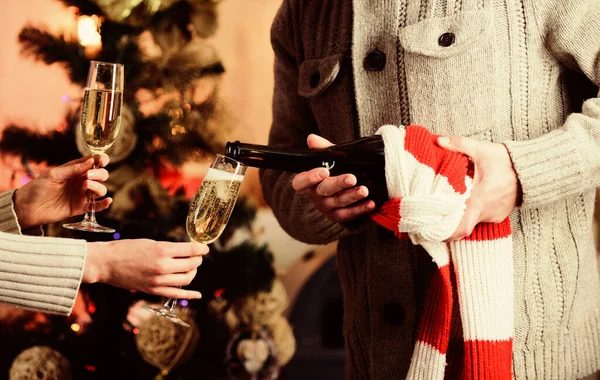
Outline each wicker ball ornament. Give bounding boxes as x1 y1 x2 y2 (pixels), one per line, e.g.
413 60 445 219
225 327 279 380
266 316 296 366
232 279 288 327
9 346 71 380
135 313 200 376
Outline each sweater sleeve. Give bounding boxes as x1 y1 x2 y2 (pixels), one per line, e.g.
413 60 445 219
0 190 86 315
259 0 362 244
502 0 600 209
0 191 24 235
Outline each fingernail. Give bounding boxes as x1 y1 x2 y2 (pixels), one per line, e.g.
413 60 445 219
318 168 329 179
345 176 355 186
358 187 368 197
195 292 203 299
438 137 450 146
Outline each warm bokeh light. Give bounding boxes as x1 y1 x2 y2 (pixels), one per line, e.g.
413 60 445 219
77 15 101 48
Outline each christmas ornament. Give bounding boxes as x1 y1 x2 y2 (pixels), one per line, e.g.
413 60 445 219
265 316 295 366
90 0 178 27
109 173 174 221
9 346 71 380
76 104 137 164
225 327 279 380
222 278 296 374
232 279 288 327
135 312 199 378
135 40 221 91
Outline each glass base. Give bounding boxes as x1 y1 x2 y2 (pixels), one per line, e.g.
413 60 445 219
141 305 190 328
63 220 115 233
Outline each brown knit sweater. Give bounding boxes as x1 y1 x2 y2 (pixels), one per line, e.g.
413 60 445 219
260 0 600 378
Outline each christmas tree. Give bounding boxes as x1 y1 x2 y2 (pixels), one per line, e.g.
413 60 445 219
0 0 294 378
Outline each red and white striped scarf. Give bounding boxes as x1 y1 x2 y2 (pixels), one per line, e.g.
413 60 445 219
371 125 513 379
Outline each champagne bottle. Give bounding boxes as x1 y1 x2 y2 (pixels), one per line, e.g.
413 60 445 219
224 136 389 206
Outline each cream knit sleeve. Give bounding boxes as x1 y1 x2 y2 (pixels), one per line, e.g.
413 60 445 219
0 190 86 315
503 0 600 209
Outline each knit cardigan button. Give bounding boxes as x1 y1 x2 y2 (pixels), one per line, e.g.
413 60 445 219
364 50 386 71
438 32 456 47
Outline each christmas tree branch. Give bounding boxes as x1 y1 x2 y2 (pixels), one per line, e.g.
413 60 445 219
18 26 88 85
0 124 80 166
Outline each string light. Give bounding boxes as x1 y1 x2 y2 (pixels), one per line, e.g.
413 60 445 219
70 323 81 332
77 15 102 57
113 232 121 240
179 299 188 307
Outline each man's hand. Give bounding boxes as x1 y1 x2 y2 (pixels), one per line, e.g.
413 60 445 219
437 136 520 241
84 240 209 299
13 154 111 229
291 134 376 223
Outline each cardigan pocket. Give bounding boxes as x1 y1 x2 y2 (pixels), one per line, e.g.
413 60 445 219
399 9 496 138
298 53 344 98
297 53 360 143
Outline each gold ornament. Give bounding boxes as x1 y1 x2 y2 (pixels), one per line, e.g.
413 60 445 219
109 174 174 221
224 305 241 332
135 312 199 376
266 316 296 366
76 104 137 164
9 346 71 380
90 0 179 27
233 279 288 326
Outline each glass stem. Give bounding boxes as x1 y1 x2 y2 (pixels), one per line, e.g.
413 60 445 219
158 297 178 315
82 154 99 224
162 286 183 314
168 298 177 313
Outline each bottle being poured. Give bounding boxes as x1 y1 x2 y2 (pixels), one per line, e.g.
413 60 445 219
224 135 389 207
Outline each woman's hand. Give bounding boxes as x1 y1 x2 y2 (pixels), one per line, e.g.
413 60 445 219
83 239 209 299
13 154 111 229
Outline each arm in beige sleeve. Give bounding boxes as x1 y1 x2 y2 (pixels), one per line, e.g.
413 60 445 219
259 1 362 244
503 0 600 209
0 190 86 315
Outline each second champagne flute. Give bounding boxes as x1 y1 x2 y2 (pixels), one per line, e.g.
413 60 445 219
63 61 124 233
143 154 246 327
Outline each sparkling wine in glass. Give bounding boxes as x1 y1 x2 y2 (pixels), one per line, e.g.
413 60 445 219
143 154 246 327
63 61 124 233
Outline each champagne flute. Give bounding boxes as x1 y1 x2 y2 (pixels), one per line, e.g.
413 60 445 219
143 154 247 327
64 61 124 233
